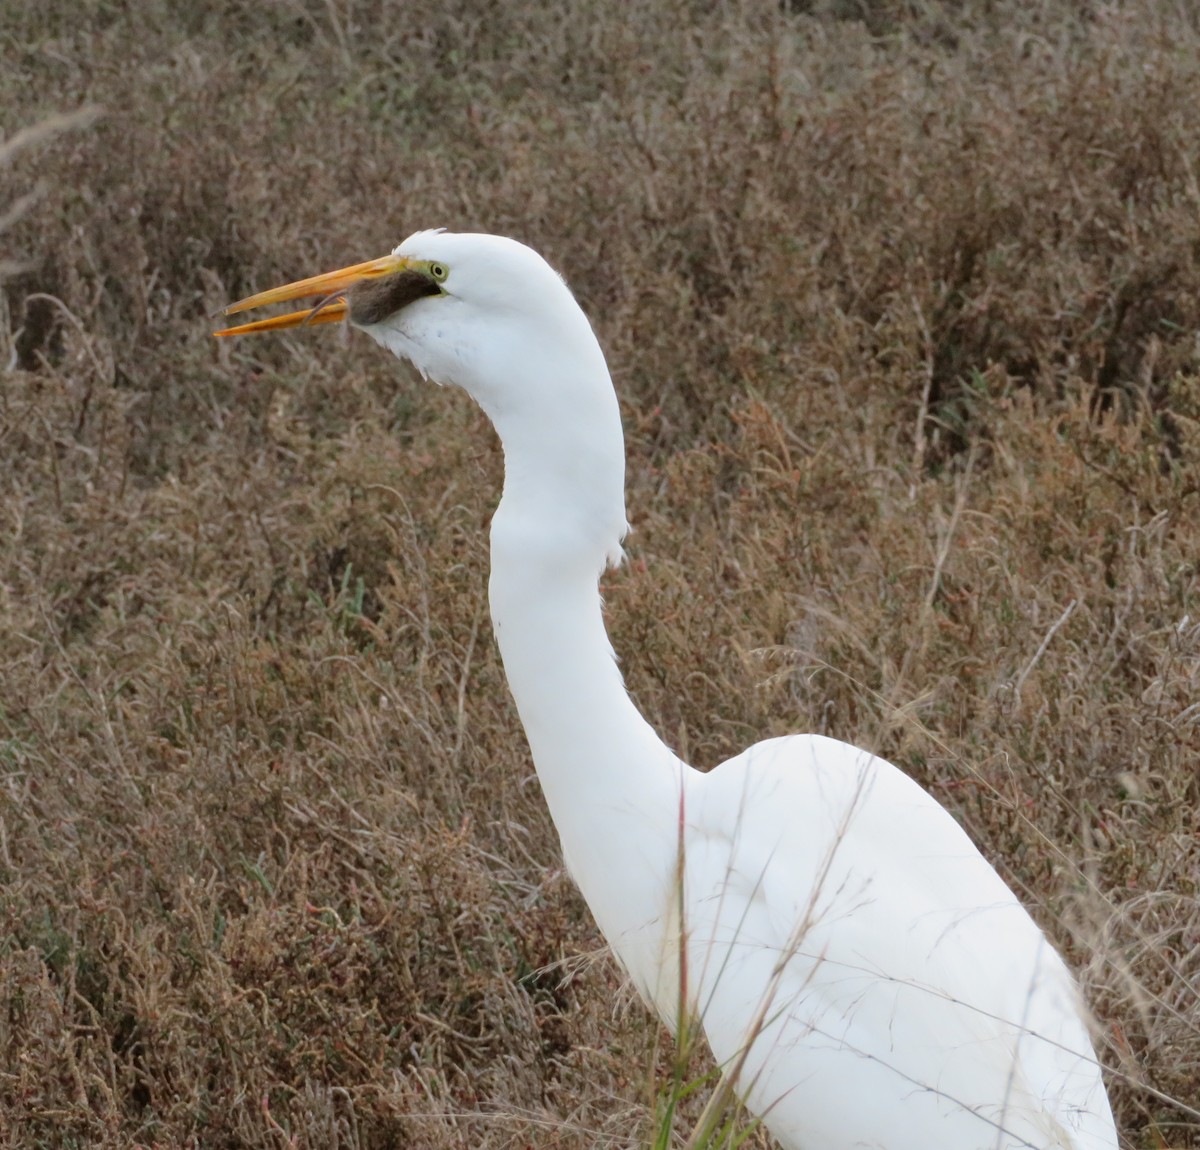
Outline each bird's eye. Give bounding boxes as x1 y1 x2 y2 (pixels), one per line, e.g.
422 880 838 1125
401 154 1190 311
429 262 449 283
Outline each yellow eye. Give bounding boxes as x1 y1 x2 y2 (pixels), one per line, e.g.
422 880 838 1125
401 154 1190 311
429 262 449 283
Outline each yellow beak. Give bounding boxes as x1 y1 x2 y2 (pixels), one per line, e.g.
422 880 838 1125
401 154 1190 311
213 253 413 337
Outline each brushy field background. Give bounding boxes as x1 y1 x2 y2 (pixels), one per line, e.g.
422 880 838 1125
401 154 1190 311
2 1 1199 1146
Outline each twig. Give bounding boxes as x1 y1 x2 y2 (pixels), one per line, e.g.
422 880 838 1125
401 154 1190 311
1014 599 1077 698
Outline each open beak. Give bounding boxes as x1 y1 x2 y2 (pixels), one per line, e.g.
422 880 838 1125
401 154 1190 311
213 253 414 337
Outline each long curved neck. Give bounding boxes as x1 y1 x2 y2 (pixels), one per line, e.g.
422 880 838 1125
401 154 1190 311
486 396 683 839
488 528 675 819
482 364 685 991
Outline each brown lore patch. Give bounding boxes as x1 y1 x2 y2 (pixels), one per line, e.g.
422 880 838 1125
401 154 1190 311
348 269 442 326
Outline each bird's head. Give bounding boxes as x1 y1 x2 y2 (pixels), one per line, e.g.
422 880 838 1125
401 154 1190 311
215 230 605 412
216 230 628 563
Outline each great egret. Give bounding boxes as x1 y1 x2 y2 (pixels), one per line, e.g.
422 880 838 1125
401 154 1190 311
216 231 1118 1150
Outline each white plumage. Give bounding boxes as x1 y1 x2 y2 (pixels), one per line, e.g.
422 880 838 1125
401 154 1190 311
217 230 1117 1149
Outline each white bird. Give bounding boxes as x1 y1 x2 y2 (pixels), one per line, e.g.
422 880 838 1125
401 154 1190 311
216 230 1118 1150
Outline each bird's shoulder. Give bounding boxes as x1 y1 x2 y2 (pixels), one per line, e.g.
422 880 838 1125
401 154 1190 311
688 731 976 865
682 732 1042 985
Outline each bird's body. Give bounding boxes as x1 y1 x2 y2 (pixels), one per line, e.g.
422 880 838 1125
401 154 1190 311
217 230 1117 1149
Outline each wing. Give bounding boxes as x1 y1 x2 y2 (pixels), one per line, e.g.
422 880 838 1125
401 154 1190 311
681 734 1116 1150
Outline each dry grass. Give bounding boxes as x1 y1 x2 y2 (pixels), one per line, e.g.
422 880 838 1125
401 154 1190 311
2 1 1198 1146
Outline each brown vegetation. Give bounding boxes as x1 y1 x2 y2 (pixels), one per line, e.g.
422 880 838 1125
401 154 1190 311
2 1 1198 1145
